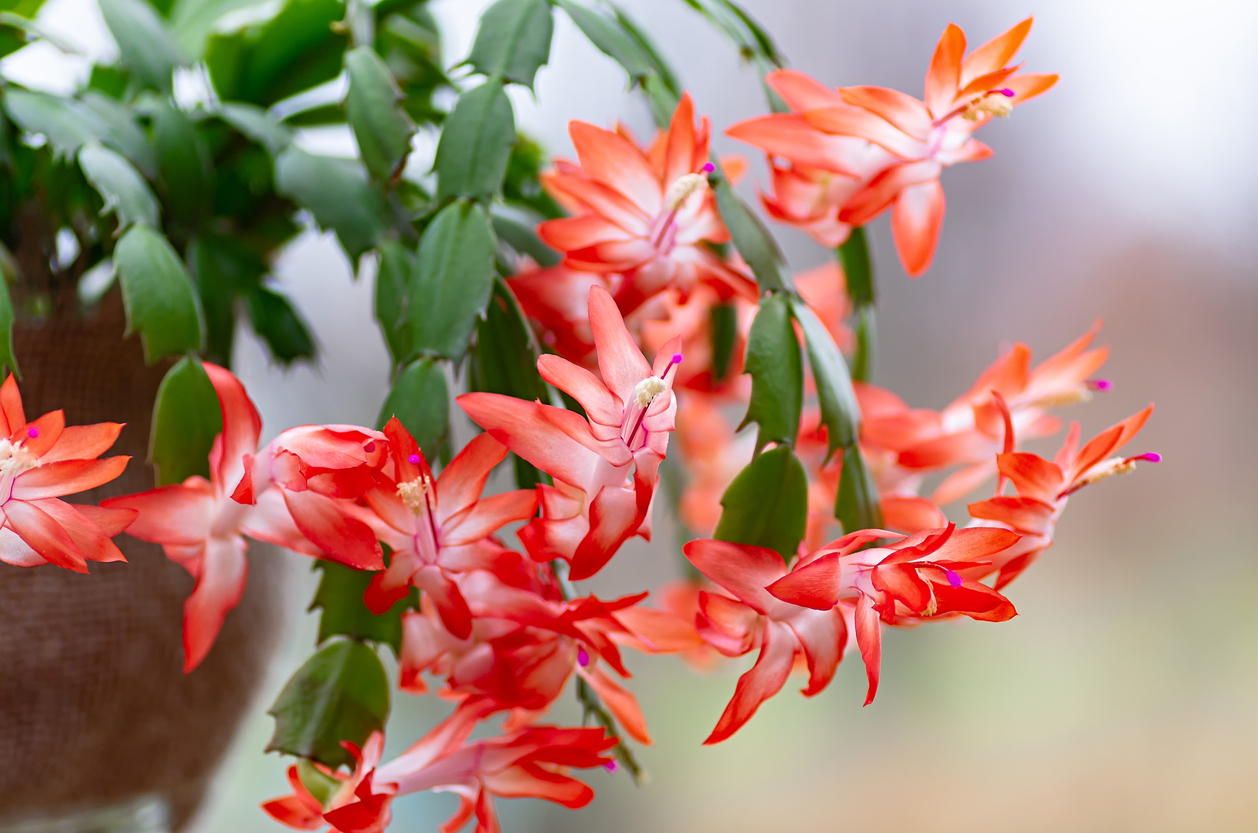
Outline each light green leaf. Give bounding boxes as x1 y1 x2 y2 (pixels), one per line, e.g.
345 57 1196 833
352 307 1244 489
714 445 808 561
739 292 802 452
98 0 186 92
79 92 159 178
78 142 160 231
2 89 108 159
0 11 80 53
345 45 415 184
467 0 553 89
837 226 876 382
274 146 386 261
114 225 205 363
791 296 857 460
434 79 514 202
377 356 448 461
266 638 390 769
149 356 222 486
405 200 496 361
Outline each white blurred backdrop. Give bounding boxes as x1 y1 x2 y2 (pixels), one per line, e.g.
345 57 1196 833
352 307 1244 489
6 0 1258 830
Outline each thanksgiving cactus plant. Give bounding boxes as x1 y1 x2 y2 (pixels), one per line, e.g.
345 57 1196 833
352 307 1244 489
0 0 1159 829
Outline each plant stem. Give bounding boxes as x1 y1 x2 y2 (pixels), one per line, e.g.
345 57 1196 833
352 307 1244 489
838 226 876 383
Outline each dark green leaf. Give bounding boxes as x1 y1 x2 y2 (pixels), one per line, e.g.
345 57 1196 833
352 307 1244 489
86 64 131 99
467 0 553 89
405 200 496 361
311 560 415 656
0 275 16 378
266 638 390 769
374 239 413 362
469 278 547 489
469 277 547 402
837 226 874 305
114 225 205 362
79 92 159 177
345 45 415 184
204 0 348 106
98 0 186 92
377 356 448 460
274 146 386 261
708 300 737 384
491 212 558 267
187 234 266 365
714 445 808 561
152 101 213 229
710 158 791 293
2 89 108 159
739 292 801 452
78 142 160 230
677 0 784 67
837 227 876 382
791 296 857 460
434 79 514 202
215 103 293 157
606 3 681 96
836 443 882 533
167 0 262 59
150 356 222 485
247 285 315 364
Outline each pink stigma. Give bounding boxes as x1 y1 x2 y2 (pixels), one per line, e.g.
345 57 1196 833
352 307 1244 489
577 648 589 667
1087 378 1113 391
998 88 1015 97
26 427 38 439
408 454 421 465
1132 452 1162 463
945 569 963 589
605 760 619 773
701 162 715 173
671 352 684 365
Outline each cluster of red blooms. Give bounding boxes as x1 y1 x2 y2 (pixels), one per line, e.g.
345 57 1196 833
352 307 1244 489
0 19 1159 833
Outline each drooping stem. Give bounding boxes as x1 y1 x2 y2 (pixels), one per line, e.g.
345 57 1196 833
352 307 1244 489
838 226 876 383
551 559 646 784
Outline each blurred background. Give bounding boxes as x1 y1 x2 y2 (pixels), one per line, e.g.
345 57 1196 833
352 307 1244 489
6 0 1258 830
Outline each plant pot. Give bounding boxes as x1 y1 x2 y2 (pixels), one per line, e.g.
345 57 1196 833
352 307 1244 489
0 295 289 829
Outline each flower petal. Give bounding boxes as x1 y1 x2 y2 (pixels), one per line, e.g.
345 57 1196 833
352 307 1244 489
924 23 966 117
704 620 794 744
183 536 248 671
765 68 846 111
569 121 663 215
101 482 216 545
960 18 1032 86
40 422 124 463
4 498 87 572
683 538 786 614
12 456 131 500
890 178 946 277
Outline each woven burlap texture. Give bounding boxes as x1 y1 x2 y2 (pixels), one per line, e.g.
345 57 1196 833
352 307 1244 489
0 295 288 828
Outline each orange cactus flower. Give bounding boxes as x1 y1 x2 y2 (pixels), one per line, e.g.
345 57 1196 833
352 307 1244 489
728 19 1057 275
0 375 134 572
538 93 756 315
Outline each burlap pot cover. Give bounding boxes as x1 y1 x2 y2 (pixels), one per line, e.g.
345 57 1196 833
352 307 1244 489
0 295 290 828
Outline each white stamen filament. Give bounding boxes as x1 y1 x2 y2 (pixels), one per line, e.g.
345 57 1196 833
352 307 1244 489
963 94 1014 121
0 439 38 479
663 173 708 213
397 474 435 518
632 377 667 409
